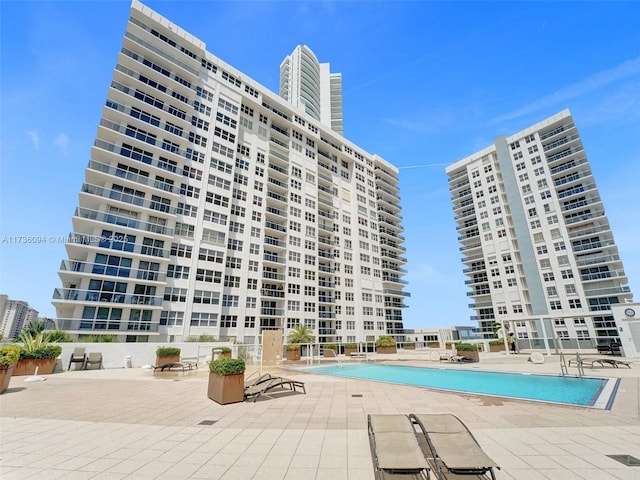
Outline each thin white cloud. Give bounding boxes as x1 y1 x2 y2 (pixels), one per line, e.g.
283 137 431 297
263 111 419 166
490 56 640 125
54 133 69 156
27 131 40 150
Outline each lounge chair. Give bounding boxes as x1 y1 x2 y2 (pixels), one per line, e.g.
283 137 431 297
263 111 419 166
244 372 273 389
243 376 306 402
410 413 499 480
368 414 430 479
68 347 86 370
569 357 631 369
448 355 471 363
83 352 103 370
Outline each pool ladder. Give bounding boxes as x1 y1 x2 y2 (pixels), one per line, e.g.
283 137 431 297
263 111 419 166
559 352 584 377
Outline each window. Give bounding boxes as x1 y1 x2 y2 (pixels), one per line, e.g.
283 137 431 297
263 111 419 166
550 300 562 310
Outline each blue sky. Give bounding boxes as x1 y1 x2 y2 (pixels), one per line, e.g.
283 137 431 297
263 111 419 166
1 1 639 329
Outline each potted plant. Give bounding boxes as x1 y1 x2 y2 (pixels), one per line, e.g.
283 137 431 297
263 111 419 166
0 345 21 394
403 341 416 350
455 343 480 363
156 346 181 365
323 343 337 357
427 341 440 348
14 332 63 376
344 343 358 356
212 346 232 359
375 336 397 354
489 338 505 352
286 324 315 360
207 357 246 404
286 344 301 361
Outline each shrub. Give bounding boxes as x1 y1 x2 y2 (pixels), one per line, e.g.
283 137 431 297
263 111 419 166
403 342 415 347
20 345 62 360
375 336 396 348
489 339 505 345
427 342 440 348
156 347 181 357
324 343 337 350
17 331 63 359
209 357 245 376
45 330 73 342
0 345 22 367
186 334 217 342
287 325 314 344
455 343 479 351
286 343 301 351
77 334 116 343
344 343 357 349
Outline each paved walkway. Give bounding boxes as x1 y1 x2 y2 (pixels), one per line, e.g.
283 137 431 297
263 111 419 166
1 351 639 479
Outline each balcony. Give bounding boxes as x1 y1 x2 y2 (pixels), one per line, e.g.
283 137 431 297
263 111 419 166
52 288 162 306
58 260 166 282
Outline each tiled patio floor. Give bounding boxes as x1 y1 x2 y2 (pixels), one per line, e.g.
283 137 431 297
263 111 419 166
1 352 639 479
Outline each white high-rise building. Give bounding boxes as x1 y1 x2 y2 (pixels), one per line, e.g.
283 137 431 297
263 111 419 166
0 296 39 340
52 0 407 344
280 45 344 135
446 110 632 349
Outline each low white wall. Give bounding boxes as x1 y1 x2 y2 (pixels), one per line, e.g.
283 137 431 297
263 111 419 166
58 342 234 370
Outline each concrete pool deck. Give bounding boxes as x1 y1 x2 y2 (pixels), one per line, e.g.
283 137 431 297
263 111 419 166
1 350 639 479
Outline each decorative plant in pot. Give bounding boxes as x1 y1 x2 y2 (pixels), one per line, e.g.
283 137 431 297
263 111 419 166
156 346 181 365
323 343 337 357
403 341 416 350
488 338 505 352
212 346 232 359
455 343 480 362
14 331 63 376
0 345 22 393
375 335 397 354
286 324 315 360
344 343 358 356
208 357 246 404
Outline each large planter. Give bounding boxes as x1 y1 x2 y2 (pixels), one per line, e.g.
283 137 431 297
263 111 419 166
286 349 301 361
489 344 505 353
13 358 57 376
344 347 358 357
458 350 480 363
403 345 416 350
0 365 15 394
156 355 180 365
207 372 245 405
376 346 397 354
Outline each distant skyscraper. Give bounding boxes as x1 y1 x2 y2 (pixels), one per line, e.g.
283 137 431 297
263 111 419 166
280 45 344 135
446 110 632 348
0 296 39 339
52 0 407 344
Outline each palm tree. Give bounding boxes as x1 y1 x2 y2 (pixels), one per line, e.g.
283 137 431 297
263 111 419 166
492 321 509 337
287 324 315 344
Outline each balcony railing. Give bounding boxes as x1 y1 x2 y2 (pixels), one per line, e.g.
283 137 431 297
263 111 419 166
53 288 162 306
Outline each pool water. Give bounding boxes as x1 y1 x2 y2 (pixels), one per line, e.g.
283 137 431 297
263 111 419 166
300 363 617 408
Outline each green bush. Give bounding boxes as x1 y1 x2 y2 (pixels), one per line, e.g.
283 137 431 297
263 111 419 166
455 342 479 351
324 343 337 350
427 342 440 348
0 345 22 367
489 339 505 345
20 345 62 360
186 334 217 342
17 331 63 359
45 330 73 342
344 343 357 349
375 336 396 348
209 357 245 376
156 347 181 357
77 334 116 343
403 342 415 347
286 343 301 351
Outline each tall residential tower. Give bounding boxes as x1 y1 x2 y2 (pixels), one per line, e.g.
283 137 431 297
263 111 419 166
447 110 632 348
280 45 344 136
52 0 407 344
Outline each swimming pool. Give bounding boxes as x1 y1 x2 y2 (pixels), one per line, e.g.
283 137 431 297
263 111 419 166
298 363 618 409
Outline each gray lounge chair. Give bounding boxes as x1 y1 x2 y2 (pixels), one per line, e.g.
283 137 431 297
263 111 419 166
410 413 499 480
569 357 631 369
368 414 430 479
68 347 86 370
83 352 103 370
244 372 273 389
243 376 306 402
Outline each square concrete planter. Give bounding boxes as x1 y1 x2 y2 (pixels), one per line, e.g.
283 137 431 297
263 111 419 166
286 349 301 361
376 346 397 354
156 355 180 365
0 365 15 394
13 358 57 376
207 372 245 404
